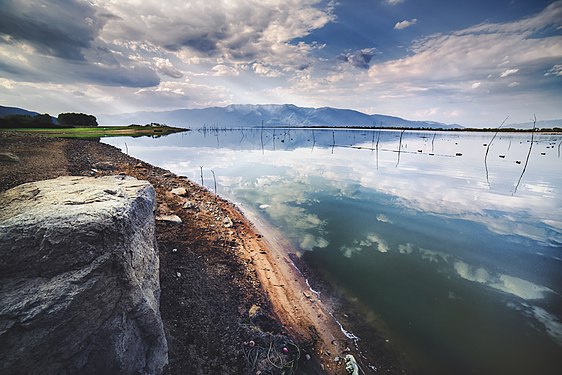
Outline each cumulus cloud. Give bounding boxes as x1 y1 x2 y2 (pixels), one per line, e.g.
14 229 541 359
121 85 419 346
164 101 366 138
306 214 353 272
99 0 334 69
0 0 334 90
394 19 417 30
338 48 377 69
153 58 183 78
544 64 562 76
500 68 519 78
369 1 562 103
386 0 405 5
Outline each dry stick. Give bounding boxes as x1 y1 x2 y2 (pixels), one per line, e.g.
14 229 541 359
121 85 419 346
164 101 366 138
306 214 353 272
199 166 204 187
331 130 336 154
485 116 509 186
431 132 436 153
211 170 217 194
376 130 381 170
311 129 316 153
395 129 405 168
124 142 129 155
260 120 264 154
558 140 561 158
513 115 537 195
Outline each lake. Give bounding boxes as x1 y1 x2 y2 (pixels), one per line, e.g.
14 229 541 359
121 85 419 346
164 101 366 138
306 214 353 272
104 128 562 374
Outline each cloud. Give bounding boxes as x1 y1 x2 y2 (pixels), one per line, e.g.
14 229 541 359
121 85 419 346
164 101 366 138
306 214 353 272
153 58 183 79
394 19 417 30
0 0 113 61
508 81 520 87
500 68 519 78
0 0 334 91
338 48 377 69
367 1 562 118
471 82 481 89
544 64 562 76
386 0 405 5
100 0 334 69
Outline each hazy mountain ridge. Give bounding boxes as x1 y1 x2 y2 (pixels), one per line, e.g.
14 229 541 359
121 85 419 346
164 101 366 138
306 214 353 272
507 119 562 129
0 105 40 117
98 104 462 129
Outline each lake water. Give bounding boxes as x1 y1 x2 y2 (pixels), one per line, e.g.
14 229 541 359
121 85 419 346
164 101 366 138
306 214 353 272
104 128 562 374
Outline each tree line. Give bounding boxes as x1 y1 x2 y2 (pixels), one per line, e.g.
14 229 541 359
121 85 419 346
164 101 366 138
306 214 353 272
0 112 98 128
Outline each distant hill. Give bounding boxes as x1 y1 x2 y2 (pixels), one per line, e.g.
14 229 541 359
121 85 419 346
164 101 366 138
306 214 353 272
99 104 462 129
507 119 562 129
0 105 40 117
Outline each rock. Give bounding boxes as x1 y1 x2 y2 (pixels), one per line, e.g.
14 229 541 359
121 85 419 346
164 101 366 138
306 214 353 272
156 214 182 224
0 176 167 375
182 201 195 209
223 216 234 228
170 187 187 196
0 152 20 163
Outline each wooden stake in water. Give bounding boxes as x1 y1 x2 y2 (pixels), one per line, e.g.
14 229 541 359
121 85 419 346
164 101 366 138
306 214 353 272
513 115 536 195
200 166 204 187
485 116 509 186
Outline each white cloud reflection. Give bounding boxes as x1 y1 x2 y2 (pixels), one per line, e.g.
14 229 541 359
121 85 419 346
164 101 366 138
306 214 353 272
453 261 554 300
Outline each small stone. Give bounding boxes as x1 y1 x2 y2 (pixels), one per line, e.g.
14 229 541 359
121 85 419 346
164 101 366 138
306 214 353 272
182 201 195 209
305 354 311 361
156 214 182 224
172 248 177 252
334 356 340 362
176 272 181 277
171 187 187 196
223 216 234 228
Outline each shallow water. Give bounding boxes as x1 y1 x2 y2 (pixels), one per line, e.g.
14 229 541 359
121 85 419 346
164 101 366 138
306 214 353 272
104 128 562 374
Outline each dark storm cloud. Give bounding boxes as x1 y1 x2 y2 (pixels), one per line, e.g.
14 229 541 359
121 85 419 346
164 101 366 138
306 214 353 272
338 48 377 69
0 0 115 61
0 0 159 88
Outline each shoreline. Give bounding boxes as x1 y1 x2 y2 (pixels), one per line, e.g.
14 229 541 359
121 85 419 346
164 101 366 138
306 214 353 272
0 132 346 374
1 131 410 374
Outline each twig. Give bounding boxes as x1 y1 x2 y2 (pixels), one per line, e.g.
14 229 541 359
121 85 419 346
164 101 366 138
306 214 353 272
485 116 509 186
200 166 204 186
395 129 405 168
513 115 536 194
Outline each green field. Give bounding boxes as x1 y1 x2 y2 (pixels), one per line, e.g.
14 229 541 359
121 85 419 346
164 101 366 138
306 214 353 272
1 125 189 138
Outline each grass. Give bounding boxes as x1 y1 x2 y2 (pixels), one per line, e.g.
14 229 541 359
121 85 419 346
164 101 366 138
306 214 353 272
2 125 189 138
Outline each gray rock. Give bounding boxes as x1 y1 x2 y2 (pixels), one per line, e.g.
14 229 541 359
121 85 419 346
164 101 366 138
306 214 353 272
0 176 168 375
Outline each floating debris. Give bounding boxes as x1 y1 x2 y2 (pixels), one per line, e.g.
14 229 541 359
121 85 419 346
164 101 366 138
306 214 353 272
455 153 463 156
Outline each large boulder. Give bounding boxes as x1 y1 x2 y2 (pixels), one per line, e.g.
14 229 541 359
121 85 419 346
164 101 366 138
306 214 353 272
0 176 167 374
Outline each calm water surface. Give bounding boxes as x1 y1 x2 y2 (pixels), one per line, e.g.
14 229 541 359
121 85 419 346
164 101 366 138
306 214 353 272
104 129 562 374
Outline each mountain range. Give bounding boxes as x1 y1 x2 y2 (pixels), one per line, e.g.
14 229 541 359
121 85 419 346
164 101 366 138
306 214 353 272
98 104 463 129
0 105 40 118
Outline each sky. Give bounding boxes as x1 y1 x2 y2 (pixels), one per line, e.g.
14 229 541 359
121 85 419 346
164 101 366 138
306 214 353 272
0 0 561 127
